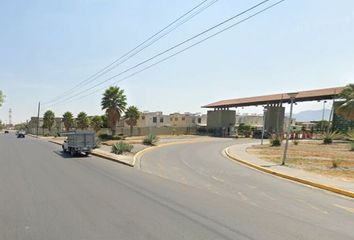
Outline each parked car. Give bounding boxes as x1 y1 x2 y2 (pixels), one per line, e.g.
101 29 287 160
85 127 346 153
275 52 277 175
252 129 271 139
62 131 95 156
4 130 9 134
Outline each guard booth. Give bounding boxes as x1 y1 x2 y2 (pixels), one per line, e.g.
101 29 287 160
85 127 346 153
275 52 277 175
206 109 236 137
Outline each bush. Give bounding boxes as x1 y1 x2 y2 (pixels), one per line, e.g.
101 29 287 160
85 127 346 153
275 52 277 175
111 142 133 154
293 139 299 145
323 137 333 144
321 131 342 144
95 137 101 148
331 159 342 168
143 133 159 146
111 133 126 140
346 129 354 141
269 134 282 146
98 133 112 140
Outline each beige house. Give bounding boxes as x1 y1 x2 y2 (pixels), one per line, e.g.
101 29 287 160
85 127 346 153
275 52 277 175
169 112 199 128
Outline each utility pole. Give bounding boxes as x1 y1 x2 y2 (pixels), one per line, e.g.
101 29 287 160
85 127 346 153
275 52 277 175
36 102 40 136
321 100 327 132
8 108 12 127
282 92 298 166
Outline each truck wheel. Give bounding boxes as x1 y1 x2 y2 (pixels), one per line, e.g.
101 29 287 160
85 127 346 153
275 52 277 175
70 149 75 157
85 152 89 157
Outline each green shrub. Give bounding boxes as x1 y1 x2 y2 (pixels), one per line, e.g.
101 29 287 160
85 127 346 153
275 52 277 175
95 137 101 148
98 133 112 140
331 159 342 168
111 142 133 154
111 133 125 140
143 133 159 146
269 134 282 146
321 131 342 144
346 129 354 141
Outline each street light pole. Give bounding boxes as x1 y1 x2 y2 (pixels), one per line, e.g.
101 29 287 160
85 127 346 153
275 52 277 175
281 92 298 166
36 102 40 137
321 100 327 132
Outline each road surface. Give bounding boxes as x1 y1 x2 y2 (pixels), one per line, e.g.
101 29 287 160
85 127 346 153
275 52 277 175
1 133 353 240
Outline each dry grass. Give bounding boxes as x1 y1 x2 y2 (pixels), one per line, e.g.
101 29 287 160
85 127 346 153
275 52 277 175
247 141 354 181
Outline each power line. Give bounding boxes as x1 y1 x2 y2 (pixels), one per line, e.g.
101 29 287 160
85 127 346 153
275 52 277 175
43 0 218 105
43 0 285 111
44 0 274 108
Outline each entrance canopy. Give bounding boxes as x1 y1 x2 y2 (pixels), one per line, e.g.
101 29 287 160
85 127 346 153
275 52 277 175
202 86 344 109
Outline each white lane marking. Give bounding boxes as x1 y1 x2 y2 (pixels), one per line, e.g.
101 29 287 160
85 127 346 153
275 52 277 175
260 191 275 201
212 175 225 182
333 204 354 214
296 199 328 215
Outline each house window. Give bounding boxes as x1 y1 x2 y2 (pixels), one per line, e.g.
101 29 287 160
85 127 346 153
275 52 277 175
153 117 157 123
192 118 195 124
175 117 178 121
142 116 145 120
182 117 185 121
198 118 201 123
170 118 173 121
160 117 164 123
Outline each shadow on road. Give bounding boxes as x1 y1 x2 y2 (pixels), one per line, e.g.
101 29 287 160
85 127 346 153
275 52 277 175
53 150 91 159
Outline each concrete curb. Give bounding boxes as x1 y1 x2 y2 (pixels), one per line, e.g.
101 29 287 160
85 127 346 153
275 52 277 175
133 139 215 169
48 140 134 167
224 147 354 199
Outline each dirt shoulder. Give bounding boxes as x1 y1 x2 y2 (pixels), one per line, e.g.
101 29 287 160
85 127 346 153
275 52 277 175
247 140 354 182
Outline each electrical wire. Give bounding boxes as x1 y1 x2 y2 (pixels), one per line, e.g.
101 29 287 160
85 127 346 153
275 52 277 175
43 0 286 111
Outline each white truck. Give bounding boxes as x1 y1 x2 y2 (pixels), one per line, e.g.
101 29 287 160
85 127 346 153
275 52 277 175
62 131 95 156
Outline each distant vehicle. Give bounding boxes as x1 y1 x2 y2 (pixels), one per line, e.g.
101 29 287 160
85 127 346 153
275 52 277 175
252 129 271 139
4 130 9 134
62 131 95 156
17 130 26 138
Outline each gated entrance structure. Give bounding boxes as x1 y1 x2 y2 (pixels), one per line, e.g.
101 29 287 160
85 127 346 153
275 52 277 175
202 86 345 136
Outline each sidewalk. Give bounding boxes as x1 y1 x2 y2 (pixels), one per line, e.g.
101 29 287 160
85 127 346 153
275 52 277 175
226 143 354 198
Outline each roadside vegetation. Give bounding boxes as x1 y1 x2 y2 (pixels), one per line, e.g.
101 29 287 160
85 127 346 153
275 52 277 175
143 133 159 146
248 141 354 181
111 142 133 155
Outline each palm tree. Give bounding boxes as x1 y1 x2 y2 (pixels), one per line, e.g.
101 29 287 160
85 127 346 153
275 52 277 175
62 111 74 131
76 112 89 130
125 106 140 136
336 84 354 121
43 110 55 133
90 115 103 133
101 86 127 136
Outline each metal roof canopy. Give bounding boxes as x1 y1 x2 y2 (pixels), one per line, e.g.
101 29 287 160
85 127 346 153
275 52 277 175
202 86 344 109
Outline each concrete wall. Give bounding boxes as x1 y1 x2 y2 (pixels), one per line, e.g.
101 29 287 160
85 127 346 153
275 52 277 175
265 106 285 133
116 126 197 136
207 110 236 129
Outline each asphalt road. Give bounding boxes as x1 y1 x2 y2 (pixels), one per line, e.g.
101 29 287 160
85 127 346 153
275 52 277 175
140 138 354 239
1 133 353 240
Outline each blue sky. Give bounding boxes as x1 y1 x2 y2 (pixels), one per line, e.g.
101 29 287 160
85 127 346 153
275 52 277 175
0 0 353 123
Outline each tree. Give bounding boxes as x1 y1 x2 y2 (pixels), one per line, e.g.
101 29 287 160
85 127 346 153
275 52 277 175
43 110 55 132
101 114 108 128
76 112 89 130
238 123 252 137
90 115 103 133
101 86 127 136
336 84 354 121
62 111 74 131
125 106 140 136
0 90 4 107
